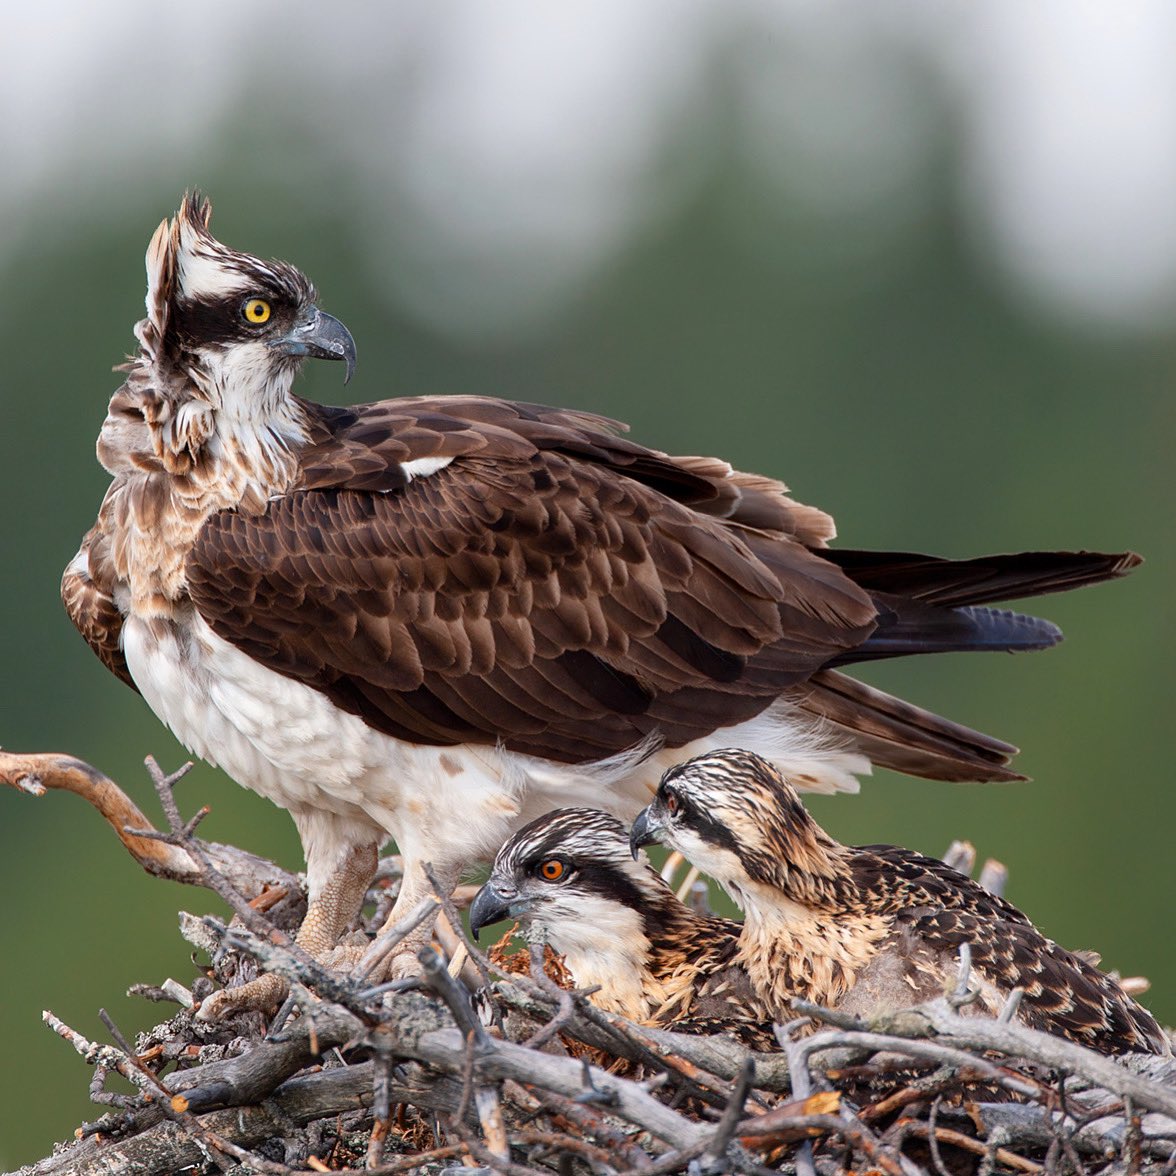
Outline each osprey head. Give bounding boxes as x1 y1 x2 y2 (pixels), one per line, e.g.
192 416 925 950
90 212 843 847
630 749 845 907
469 807 666 959
141 193 356 406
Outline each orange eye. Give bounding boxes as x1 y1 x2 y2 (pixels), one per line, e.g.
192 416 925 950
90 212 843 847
243 298 271 324
538 859 565 881
666 792 680 816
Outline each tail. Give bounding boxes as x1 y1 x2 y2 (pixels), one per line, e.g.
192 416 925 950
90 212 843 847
824 548 1141 608
783 551 1141 783
796 670 1024 783
831 599 1064 663
820 549 1140 664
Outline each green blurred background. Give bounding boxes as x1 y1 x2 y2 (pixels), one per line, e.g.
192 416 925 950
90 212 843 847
2 4 1174 1167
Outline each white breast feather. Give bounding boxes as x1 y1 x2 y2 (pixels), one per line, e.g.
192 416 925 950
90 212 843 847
121 613 869 896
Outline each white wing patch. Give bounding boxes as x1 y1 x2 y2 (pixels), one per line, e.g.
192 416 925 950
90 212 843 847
399 455 454 482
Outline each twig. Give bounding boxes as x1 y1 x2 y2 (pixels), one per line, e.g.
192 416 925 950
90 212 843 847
700 1057 755 1172
780 1018 819 1176
514 1124 631 1169
424 861 495 996
0 750 300 899
899 1120 1043 1174
1124 1094 1143 1176
43 1011 150 1096
520 986 577 1051
134 756 284 942
365 1143 472 1173
842 998 1176 1121
735 1091 840 1144
419 946 490 1047
791 1005 1084 1105
979 858 1009 897
1000 987 1026 1024
493 972 729 1109
507 1082 654 1169
925 1096 951 1176
949 942 975 1008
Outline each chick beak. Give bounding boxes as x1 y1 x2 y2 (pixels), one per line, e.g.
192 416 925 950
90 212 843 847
468 881 521 942
629 805 662 859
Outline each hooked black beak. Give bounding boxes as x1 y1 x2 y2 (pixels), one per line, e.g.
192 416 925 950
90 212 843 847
269 306 357 383
468 881 525 942
629 805 661 859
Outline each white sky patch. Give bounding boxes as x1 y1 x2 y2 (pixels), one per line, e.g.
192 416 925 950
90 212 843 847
948 0 1176 329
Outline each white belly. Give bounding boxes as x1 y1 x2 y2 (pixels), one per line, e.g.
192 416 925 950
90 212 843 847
121 613 867 889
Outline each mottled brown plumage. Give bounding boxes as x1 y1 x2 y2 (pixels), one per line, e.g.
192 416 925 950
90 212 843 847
470 808 774 1047
64 202 1142 780
633 750 1169 1056
182 403 1145 772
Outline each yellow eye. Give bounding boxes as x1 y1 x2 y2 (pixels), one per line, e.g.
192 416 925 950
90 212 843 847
243 298 271 324
539 859 565 882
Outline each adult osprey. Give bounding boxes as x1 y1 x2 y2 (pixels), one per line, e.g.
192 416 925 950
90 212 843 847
63 195 1138 1012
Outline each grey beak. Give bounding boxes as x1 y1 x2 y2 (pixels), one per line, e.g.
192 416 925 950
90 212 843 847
629 806 660 859
269 306 357 383
468 881 516 942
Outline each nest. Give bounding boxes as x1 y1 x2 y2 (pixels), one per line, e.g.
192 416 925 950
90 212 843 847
4 751 1175 1176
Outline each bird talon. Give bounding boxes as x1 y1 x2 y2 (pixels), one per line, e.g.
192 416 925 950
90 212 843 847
195 973 289 1023
322 943 369 971
361 950 425 986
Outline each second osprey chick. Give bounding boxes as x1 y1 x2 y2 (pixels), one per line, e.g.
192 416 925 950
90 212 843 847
470 807 773 1044
631 750 1169 1056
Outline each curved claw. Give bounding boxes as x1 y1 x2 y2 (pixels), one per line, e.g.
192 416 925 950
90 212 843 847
196 973 289 1023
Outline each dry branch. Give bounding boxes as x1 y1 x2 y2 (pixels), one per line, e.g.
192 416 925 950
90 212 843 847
0 750 301 900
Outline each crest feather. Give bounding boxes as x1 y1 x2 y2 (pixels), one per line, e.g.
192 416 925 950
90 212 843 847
140 219 173 361
138 192 213 360
178 190 213 230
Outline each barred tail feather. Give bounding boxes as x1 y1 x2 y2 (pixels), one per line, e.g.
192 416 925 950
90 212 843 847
833 601 1063 664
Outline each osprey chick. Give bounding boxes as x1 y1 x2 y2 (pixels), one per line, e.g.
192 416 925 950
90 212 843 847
470 808 773 1045
64 196 1141 1014
631 750 1169 1056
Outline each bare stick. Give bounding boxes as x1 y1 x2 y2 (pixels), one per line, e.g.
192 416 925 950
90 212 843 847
424 861 495 994
0 750 299 898
900 1121 1043 1174
858 999 1176 1121
950 942 975 1008
700 1057 755 1172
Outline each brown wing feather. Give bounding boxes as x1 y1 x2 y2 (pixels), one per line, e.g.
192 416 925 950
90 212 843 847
852 847 1168 1055
187 402 878 763
61 527 137 691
